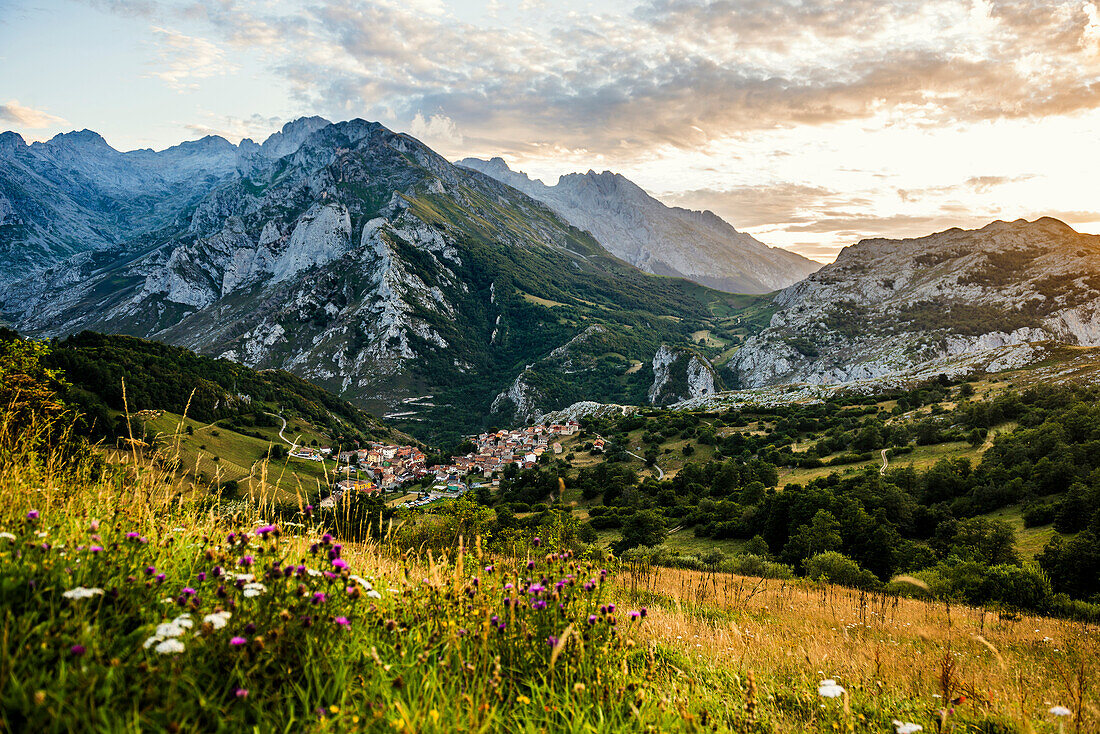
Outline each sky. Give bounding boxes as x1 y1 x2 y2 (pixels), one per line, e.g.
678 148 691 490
2 0 1100 262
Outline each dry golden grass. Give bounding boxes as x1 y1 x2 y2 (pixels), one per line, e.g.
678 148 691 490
616 564 1100 732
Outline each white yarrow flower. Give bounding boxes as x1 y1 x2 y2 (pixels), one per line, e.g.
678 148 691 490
893 722 923 734
0 532 16 541
155 638 185 655
1050 706 1072 716
62 587 104 600
349 575 374 589
203 611 232 629
242 582 266 598
233 573 255 582
818 679 845 698
366 589 382 599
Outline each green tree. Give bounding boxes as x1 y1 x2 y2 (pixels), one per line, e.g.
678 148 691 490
615 510 667 554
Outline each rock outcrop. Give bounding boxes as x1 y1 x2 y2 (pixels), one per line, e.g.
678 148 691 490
729 218 1100 387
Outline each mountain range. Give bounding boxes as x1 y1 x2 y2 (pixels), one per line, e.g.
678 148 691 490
0 117 749 440
4 116 1100 440
458 157 820 294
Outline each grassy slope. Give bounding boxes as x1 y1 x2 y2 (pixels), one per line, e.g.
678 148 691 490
2 432 1095 733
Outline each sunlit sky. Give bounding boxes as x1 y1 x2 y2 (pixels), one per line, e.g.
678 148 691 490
3 0 1100 262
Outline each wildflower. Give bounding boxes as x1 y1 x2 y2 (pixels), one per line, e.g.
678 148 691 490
366 589 381 599
238 556 254 567
349 574 373 589
1050 706 1072 717
197 572 207 582
607 604 616 613
312 592 326 604
304 505 313 516
532 537 541 547
587 615 597 625
155 638 185 655
126 532 141 539
255 524 277 536
203 611 232 630
529 583 545 595
516 695 531 705
332 558 348 570
155 573 166 584
893 723 923 734
88 545 104 553
242 582 266 598
640 607 647 618
230 636 247 646
484 564 495 573
818 679 845 698
334 616 350 626
629 611 641 619
62 586 104 600
235 688 249 698
181 587 197 596
526 560 535 570
547 635 558 647
27 510 39 521
321 533 333 545
70 644 86 657
89 519 100 532
0 532 14 541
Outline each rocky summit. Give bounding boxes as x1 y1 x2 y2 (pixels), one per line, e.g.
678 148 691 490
0 118 739 440
457 157 820 294
728 217 1100 388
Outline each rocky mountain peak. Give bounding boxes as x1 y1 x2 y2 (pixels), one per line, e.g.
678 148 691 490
458 156 820 294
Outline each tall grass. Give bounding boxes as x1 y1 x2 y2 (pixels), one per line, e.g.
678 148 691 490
1 406 1096 732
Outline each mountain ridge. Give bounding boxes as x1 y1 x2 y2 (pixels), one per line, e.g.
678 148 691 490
457 156 820 294
728 216 1100 388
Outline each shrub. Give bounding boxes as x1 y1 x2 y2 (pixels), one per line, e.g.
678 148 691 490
804 552 881 589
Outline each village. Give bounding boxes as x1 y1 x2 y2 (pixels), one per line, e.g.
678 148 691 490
310 421 582 509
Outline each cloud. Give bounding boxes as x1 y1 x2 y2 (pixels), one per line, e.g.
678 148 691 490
664 183 870 229
145 26 236 91
151 0 1100 157
407 112 463 149
0 100 67 128
183 112 284 142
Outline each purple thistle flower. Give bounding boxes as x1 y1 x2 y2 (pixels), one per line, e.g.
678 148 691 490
238 556 254 567
181 587 197 595
155 574 166 584
321 533 332 545
212 566 224 578
244 623 256 634
529 584 545 595
587 615 597 625
629 611 641 619
312 592 326 604
197 572 207 582
304 505 313 516
70 644 85 657
484 564 495 573
334 616 350 626
640 607 647 618
526 560 535 570
125 532 141 539
255 524 276 536
27 510 39 521
532 537 541 547
235 688 249 698
144 566 156 576
89 546 104 553
547 635 558 647
332 558 348 570
227 533 236 543
607 604 616 613
229 636 247 646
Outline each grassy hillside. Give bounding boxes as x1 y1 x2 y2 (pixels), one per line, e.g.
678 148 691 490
1 328 1098 732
